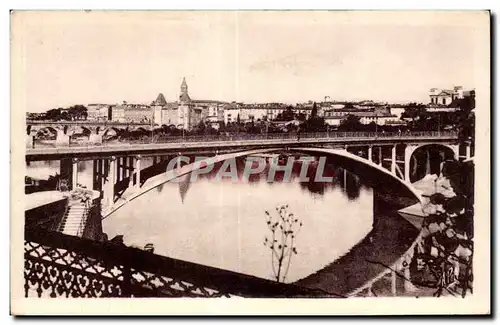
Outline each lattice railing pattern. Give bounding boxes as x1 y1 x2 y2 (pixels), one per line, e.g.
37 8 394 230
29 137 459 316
24 227 331 298
24 241 230 298
25 242 124 298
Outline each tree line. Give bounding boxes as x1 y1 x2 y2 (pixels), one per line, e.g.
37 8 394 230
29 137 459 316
28 105 88 121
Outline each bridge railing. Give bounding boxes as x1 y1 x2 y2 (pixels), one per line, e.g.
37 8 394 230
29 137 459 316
24 227 335 298
28 131 458 150
27 120 152 126
110 131 458 146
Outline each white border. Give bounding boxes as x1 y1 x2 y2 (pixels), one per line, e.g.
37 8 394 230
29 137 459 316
3 1 498 322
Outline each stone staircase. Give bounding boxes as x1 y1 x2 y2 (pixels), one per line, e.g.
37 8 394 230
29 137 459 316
59 201 88 237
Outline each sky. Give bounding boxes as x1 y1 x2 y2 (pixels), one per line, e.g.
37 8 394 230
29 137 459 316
12 11 488 113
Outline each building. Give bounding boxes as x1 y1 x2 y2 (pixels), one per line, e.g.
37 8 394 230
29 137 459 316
324 116 345 126
387 105 406 120
87 104 111 121
111 104 126 123
223 103 240 125
428 86 476 112
323 106 399 126
152 93 167 126
429 86 463 106
152 78 223 130
123 103 153 124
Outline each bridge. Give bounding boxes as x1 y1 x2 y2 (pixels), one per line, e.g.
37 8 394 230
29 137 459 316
26 120 153 146
24 130 475 298
26 131 471 214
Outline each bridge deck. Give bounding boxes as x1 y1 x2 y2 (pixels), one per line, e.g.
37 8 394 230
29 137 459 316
26 132 459 161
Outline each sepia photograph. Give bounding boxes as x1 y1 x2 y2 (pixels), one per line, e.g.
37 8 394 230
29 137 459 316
10 10 491 315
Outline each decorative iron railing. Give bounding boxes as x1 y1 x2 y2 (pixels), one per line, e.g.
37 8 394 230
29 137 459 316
24 227 335 298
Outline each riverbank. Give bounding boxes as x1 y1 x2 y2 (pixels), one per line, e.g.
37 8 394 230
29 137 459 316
294 204 420 296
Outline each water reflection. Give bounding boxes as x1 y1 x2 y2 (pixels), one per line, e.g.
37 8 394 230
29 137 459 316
169 156 366 201
102 156 374 282
27 155 413 283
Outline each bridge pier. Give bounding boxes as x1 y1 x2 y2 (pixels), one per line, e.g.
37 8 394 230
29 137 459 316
368 146 373 162
343 168 347 190
125 156 141 189
425 148 431 175
89 134 103 144
367 285 373 297
60 158 75 191
378 147 382 166
72 158 78 189
404 144 419 182
391 145 396 175
120 157 128 180
102 157 116 209
55 130 70 146
391 270 397 296
128 157 134 188
403 264 416 293
92 159 102 191
135 155 141 189
26 134 35 149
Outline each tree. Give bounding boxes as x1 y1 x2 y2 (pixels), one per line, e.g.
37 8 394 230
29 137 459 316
338 114 363 132
46 108 62 121
67 105 88 120
402 103 428 126
415 186 473 297
311 102 318 118
263 204 303 283
281 107 295 121
297 112 307 122
195 121 206 135
302 102 326 132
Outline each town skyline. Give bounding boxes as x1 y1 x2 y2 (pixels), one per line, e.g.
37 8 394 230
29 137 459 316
14 11 482 112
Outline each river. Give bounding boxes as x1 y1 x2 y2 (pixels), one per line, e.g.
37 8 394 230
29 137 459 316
27 155 417 284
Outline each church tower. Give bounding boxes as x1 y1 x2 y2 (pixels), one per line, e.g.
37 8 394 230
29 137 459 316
178 77 192 129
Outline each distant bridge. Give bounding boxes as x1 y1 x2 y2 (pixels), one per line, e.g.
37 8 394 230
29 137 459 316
26 120 154 146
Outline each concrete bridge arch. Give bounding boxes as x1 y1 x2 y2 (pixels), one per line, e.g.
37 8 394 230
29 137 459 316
102 146 424 220
403 143 459 182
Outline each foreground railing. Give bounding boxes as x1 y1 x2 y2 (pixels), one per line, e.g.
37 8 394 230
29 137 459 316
24 227 335 298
